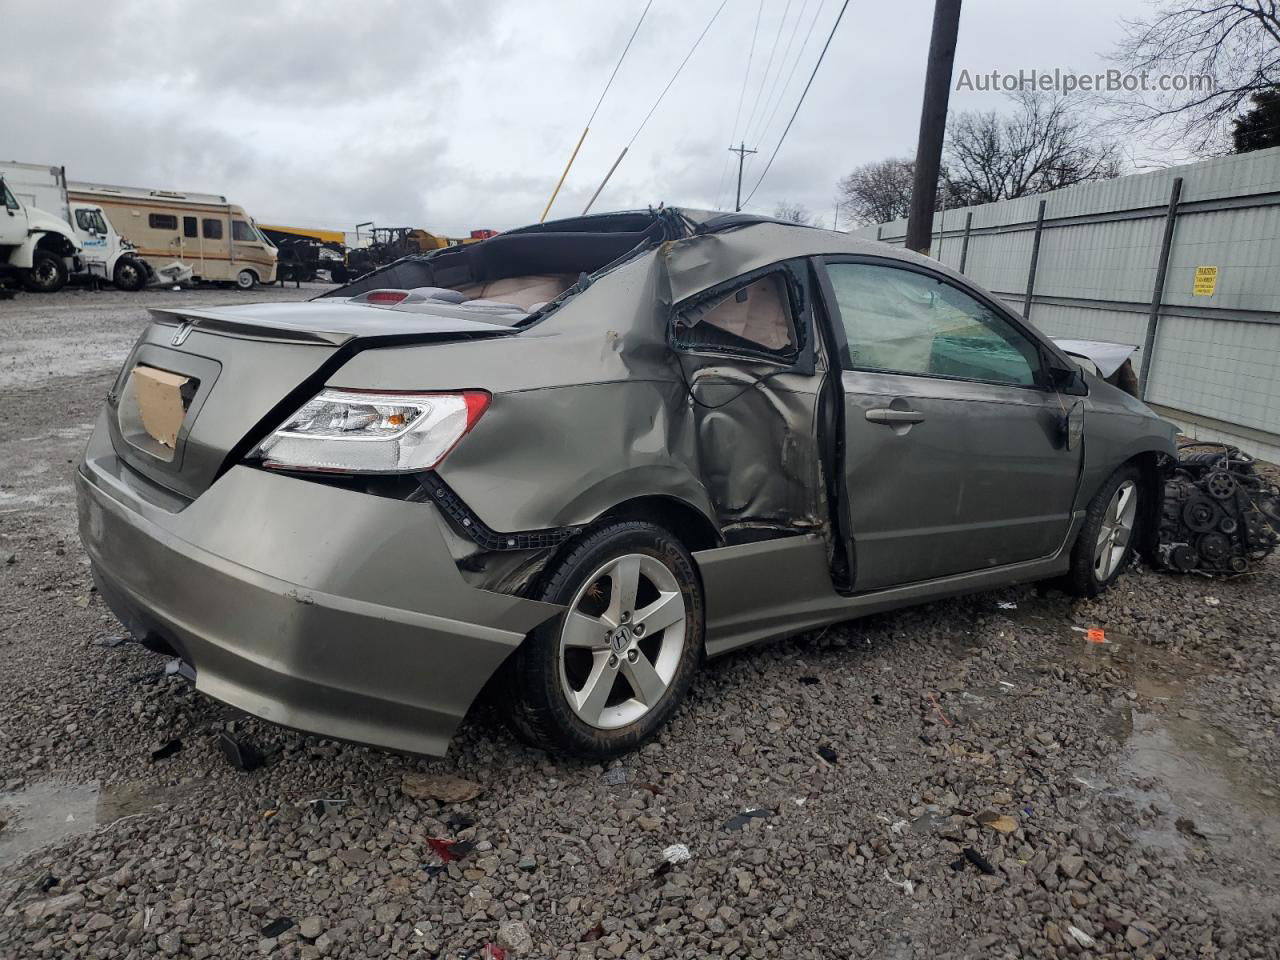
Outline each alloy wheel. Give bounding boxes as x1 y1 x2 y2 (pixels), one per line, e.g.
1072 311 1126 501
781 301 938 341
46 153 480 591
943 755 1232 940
558 553 687 730
1094 479 1138 580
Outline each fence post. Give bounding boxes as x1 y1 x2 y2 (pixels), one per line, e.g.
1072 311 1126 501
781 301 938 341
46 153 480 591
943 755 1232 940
876 225 883 242
1139 177 1184 399
958 210 973 274
1022 199 1047 320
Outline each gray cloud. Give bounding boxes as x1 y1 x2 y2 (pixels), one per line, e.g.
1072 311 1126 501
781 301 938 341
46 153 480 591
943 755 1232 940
2 0 1150 235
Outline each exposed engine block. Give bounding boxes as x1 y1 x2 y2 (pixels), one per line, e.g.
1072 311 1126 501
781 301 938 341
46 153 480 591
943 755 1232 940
1157 444 1280 575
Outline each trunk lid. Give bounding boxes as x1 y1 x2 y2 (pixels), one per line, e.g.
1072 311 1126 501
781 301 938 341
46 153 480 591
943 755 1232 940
107 301 517 501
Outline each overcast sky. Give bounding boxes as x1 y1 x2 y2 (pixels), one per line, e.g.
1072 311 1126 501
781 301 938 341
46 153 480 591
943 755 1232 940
2 0 1154 235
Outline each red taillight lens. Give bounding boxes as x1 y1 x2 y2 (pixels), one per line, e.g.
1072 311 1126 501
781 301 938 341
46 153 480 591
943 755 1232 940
364 290 408 305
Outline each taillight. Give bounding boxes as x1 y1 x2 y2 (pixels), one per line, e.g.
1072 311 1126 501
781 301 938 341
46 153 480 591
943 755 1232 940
249 390 490 474
362 290 409 305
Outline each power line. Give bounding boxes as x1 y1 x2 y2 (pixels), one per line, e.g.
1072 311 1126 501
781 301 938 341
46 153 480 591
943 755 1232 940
740 0 794 147
539 0 654 221
715 0 766 210
587 0 654 127
749 0 827 151
584 0 732 214
746 0 811 149
742 0 851 208
627 0 730 149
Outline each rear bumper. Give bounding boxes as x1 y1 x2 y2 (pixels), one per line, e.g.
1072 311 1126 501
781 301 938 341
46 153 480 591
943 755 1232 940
75 424 559 756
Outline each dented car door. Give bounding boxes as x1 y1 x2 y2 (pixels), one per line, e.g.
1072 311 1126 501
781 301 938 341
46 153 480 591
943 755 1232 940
671 261 829 543
818 257 1082 590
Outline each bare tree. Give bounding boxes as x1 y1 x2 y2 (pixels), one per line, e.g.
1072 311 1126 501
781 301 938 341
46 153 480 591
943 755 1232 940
1111 1 1280 153
943 91 1122 205
836 158 915 225
772 202 813 225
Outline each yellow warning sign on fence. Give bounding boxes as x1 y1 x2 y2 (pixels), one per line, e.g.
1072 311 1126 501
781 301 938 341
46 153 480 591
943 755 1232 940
1193 266 1218 296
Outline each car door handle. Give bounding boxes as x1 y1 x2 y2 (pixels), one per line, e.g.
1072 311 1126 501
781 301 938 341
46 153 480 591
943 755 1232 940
866 408 925 425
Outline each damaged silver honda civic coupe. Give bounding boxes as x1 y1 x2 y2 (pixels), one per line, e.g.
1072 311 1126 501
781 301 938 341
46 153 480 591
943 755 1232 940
77 208 1176 758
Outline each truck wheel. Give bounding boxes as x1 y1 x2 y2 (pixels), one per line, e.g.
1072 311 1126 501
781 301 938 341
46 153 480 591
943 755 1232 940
113 257 148 292
235 269 257 290
23 250 68 293
504 521 704 758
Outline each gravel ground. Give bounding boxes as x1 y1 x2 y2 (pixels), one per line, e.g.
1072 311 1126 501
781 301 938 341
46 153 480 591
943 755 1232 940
2 287 1279 959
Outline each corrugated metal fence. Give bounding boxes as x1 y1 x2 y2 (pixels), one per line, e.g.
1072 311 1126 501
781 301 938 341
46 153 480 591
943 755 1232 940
849 147 1280 461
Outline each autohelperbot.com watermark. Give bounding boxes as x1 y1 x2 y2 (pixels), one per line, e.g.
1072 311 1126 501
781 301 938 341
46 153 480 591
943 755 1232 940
956 68 1215 95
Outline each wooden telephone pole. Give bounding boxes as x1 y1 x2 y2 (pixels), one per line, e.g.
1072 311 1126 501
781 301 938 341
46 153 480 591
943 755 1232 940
905 0 962 254
729 142 758 212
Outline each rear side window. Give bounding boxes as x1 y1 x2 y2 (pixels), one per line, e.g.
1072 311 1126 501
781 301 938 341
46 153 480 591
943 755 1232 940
232 220 257 242
183 216 197 238
673 271 799 362
149 213 178 230
202 218 223 240
825 262 1040 386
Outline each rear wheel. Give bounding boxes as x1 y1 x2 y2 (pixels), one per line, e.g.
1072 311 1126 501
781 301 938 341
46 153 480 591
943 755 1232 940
1066 464 1143 597
504 521 703 758
23 250 68 293
235 269 257 290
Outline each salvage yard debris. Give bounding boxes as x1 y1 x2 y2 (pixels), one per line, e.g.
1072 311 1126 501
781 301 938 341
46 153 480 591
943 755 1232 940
401 771 484 804
215 732 264 772
976 810 1019 833
723 808 772 831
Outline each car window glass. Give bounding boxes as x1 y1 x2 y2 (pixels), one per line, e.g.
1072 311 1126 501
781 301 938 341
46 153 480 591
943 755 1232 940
2 184 18 210
826 262 1039 386
232 220 256 242
676 273 796 356
75 209 95 232
183 216 197 238
149 213 178 230
202 218 223 240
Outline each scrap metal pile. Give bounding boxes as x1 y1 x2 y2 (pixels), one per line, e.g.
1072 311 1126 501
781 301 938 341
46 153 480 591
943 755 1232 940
1157 443 1280 574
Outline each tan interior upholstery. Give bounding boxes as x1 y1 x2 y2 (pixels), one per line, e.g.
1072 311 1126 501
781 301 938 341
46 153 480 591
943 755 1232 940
700 275 793 351
453 274 576 310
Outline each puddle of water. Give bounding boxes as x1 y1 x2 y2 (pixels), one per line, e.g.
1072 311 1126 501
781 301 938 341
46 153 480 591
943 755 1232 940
0 782 99 868
0 780 196 868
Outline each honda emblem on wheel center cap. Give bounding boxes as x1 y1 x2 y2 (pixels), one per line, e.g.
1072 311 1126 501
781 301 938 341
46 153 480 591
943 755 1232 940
609 625 631 654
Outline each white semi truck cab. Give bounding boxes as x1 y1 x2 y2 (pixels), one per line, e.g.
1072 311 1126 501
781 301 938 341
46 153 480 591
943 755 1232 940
0 174 81 293
1 162 152 292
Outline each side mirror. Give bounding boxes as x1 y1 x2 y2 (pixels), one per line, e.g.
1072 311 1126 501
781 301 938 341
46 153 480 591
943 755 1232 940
1047 362 1088 397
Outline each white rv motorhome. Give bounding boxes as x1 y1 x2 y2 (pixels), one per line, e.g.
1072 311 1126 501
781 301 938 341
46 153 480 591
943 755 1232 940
0 161 152 290
69 181 277 288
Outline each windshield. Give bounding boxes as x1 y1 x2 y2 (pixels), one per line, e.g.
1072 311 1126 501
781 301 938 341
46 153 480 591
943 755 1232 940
75 208 109 234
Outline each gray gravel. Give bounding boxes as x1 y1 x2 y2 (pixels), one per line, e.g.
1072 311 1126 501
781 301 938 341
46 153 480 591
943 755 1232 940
3 287 1280 959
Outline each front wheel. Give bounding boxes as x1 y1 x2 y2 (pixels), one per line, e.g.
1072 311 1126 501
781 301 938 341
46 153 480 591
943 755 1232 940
23 250 68 293
235 269 257 290
113 257 148 292
504 521 703 758
1066 465 1143 597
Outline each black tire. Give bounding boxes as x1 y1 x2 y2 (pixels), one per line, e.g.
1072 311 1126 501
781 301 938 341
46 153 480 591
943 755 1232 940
113 257 148 292
235 269 257 290
1065 464 1144 598
23 250 68 293
504 521 704 759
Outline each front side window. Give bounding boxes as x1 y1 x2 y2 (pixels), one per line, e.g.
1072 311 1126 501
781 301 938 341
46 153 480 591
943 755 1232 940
232 219 257 242
825 262 1040 386
149 213 178 230
1 183 18 210
673 271 799 362
202 218 223 240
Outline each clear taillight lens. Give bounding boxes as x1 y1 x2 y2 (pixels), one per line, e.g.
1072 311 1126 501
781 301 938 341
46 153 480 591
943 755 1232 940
251 389 489 474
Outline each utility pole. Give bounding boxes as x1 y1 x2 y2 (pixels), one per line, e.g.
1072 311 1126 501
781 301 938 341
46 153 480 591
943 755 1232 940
905 0 962 254
729 142 758 212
